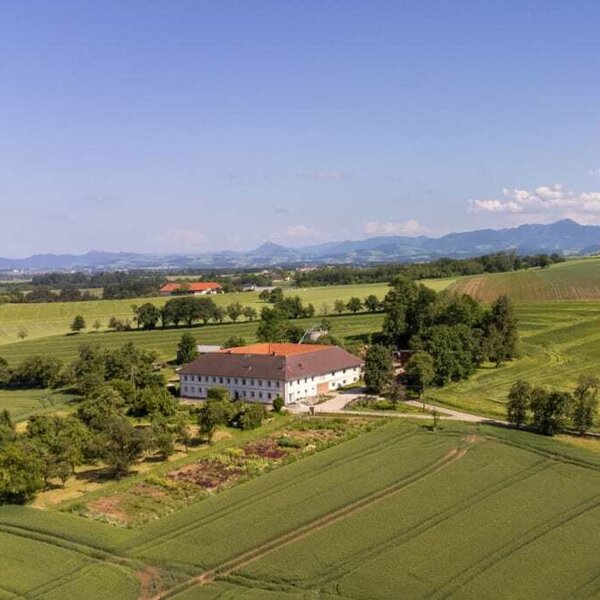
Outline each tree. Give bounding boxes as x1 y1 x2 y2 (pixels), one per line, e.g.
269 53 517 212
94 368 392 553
256 307 290 342
93 319 102 332
234 403 265 430
272 395 284 412
226 302 244 323
71 315 86 333
506 380 532 428
95 415 146 479
404 352 434 405
149 417 176 459
334 299 346 315
571 375 599 435
0 442 44 504
346 297 362 314
243 306 257 321
11 355 64 389
485 295 518 364
364 295 381 313
213 306 226 324
223 336 247 349
364 345 393 394
258 289 271 302
177 333 198 365
198 399 234 442
173 412 192 452
131 386 178 419
381 276 418 348
17 328 28 341
134 303 161 329
530 387 571 436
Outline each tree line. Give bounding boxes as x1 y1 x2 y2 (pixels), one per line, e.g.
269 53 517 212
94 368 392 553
506 376 599 436
294 252 565 287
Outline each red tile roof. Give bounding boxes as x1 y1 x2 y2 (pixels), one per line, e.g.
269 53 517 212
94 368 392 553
160 282 222 293
220 343 331 357
180 344 363 382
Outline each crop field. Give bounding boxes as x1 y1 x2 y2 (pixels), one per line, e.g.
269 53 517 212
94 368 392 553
0 278 457 345
0 312 384 366
448 256 600 303
3 421 600 598
428 300 600 418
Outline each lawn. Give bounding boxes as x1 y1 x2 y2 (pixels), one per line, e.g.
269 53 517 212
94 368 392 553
448 256 600 303
4 421 600 597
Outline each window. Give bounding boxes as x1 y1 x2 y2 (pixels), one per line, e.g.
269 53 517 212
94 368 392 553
268 393 272 400
258 380 262 386
242 379 246 385
250 379 255 386
219 377 223 384
227 378 230 384
235 378 239 384
259 392 263 399
251 391 255 398
267 381 271 387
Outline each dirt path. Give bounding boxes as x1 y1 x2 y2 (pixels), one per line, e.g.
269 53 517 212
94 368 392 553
152 440 476 599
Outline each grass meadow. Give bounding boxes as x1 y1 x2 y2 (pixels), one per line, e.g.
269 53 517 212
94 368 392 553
3 420 600 597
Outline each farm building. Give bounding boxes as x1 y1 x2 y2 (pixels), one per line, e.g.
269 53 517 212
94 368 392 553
160 282 223 296
179 343 363 405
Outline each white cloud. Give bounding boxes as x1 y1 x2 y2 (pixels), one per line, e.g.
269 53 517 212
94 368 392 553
469 184 600 219
363 220 423 236
588 168 600 176
158 229 206 250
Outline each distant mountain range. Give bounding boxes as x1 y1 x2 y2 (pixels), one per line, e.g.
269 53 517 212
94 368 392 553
2 219 600 272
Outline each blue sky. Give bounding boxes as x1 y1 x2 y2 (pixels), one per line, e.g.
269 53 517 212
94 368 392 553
1 1 600 256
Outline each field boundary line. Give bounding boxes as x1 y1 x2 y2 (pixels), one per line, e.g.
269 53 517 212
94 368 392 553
154 441 473 599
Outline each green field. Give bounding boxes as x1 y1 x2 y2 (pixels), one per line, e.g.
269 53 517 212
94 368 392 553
429 301 600 418
3 420 600 598
0 284 392 345
0 312 383 367
0 279 458 346
448 257 600 303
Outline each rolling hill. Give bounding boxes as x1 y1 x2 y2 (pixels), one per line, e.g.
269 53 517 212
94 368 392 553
447 257 600 303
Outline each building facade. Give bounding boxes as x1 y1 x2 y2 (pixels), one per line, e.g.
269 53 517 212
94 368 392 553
179 343 363 405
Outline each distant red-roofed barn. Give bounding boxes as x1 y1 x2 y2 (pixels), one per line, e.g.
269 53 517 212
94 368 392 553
179 343 363 405
160 282 223 296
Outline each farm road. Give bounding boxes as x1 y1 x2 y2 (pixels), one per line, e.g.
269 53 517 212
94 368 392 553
290 390 505 425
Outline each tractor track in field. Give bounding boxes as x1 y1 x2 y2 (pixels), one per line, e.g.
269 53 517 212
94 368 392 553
151 441 474 600
428 490 600 599
128 427 419 555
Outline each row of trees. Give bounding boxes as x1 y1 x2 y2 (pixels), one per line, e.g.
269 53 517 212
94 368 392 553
507 376 599 436
294 252 565 287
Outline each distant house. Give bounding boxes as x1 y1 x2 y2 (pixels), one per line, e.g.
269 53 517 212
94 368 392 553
180 343 363 405
160 282 223 296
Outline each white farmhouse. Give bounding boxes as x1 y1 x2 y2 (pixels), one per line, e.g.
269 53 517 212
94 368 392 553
179 343 363 405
